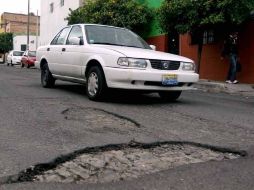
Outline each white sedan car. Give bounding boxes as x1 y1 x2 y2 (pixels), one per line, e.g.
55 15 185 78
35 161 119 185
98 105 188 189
36 24 199 101
7 50 24 66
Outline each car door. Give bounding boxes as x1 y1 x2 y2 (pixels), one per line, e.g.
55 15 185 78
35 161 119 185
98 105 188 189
47 27 71 75
7 51 13 63
60 25 84 78
21 51 28 65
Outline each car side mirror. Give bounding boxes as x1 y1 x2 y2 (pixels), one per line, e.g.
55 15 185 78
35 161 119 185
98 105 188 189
150 45 156 51
69 37 81 45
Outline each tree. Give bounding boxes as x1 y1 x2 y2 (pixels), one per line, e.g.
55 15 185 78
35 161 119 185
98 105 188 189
158 0 254 73
0 33 13 63
66 0 153 37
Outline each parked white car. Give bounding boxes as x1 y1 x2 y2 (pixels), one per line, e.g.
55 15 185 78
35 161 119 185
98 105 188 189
7 50 24 66
36 24 199 101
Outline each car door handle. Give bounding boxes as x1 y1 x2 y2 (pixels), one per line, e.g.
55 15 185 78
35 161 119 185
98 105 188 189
62 48 66 52
47 48 50 51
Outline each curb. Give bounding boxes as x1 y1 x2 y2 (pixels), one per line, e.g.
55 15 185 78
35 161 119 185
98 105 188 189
193 80 254 97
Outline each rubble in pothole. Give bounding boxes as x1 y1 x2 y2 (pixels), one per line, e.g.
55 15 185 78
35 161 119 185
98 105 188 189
34 144 241 184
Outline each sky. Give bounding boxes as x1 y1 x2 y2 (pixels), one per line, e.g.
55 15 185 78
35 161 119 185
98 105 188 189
0 0 40 15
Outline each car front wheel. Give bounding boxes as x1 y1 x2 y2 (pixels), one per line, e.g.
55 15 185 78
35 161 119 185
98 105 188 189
86 66 107 101
159 91 182 102
41 63 55 88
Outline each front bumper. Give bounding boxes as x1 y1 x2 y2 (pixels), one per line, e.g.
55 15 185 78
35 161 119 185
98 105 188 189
104 67 199 91
12 59 21 65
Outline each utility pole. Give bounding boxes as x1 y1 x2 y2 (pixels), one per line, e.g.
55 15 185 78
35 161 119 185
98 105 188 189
27 0 30 51
36 10 39 50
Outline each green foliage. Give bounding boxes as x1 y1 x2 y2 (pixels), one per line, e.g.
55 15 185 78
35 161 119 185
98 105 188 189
158 0 254 34
66 0 153 36
0 33 13 54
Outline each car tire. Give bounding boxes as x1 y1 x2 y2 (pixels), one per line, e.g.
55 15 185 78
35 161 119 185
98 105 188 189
41 63 55 88
159 91 182 102
86 66 107 101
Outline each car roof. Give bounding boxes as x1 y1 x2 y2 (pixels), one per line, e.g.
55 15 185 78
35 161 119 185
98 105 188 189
13 50 24 53
69 24 127 30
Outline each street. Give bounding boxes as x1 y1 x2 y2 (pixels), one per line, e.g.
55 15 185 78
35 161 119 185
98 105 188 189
0 64 254 190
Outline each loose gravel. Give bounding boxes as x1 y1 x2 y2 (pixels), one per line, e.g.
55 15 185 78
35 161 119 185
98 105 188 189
34 143 240 184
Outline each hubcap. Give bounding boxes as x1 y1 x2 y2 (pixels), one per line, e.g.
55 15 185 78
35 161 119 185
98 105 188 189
88 72 99 96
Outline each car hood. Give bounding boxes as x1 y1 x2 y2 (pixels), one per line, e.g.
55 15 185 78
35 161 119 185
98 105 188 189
95 45 193 62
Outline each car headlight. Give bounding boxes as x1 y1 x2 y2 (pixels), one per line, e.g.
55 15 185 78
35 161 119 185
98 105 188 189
118 58 148 68
182 62 196 71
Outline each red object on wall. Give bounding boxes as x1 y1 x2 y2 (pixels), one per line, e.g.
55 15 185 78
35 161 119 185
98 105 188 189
146 35 168 52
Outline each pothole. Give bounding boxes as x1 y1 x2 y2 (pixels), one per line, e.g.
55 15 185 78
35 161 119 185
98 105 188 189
2 141 245 185
61 107 141 134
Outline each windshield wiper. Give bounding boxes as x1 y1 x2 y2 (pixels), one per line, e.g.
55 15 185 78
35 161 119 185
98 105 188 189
92 42 125 46
92 42 146 49
124 45 143 49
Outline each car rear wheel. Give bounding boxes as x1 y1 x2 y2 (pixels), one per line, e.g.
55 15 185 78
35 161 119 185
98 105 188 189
86 66 107 101
159 91 182 101
41 63 55 88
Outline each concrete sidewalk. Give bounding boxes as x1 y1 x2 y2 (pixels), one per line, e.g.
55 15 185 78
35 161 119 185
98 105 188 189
194 80 254 97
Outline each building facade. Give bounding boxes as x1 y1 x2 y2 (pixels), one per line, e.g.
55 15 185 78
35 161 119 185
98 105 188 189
0 16 4 33
13 35 38 51
0 12 40 35
143 1 254 84
40 0 84 46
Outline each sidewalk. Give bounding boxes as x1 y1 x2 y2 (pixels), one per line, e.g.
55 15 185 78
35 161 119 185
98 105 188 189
194 79 254 97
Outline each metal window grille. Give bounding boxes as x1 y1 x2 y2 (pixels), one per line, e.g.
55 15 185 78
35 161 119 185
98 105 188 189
60 0 64 7
50 3 54 13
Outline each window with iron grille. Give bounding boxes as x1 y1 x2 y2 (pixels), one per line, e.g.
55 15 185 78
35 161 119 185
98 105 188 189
203 30 215 44
50 3 54 13
60 0 64 7
191 30 216 45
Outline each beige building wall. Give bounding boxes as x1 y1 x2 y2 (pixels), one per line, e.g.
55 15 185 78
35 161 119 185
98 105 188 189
1 12 40 35
0 16 4 33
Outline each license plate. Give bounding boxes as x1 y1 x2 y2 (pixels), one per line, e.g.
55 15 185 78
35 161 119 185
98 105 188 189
162 74 178 86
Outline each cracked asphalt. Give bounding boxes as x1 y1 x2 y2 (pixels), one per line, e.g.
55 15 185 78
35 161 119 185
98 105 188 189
0 64 254 190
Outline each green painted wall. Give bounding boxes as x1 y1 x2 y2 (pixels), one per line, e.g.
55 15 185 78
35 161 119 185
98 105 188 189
138 0 164 37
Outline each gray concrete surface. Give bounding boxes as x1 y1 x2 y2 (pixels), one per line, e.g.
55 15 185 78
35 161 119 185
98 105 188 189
194 79 254 97
0 64 254 189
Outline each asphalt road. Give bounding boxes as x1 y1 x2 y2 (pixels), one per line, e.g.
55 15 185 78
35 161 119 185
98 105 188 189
0 64 254 189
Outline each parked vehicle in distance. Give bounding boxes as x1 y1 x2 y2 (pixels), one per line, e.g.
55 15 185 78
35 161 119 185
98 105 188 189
21 51 36 68
36 24 199 101
7 50 24 66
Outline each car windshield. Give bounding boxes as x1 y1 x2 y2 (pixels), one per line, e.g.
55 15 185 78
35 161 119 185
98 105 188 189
85 25 151 49
13 51 24 56
28 51 36 57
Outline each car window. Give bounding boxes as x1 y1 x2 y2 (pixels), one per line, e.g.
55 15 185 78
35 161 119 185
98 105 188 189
66 26 84 45
51 27 70 45
28 51 36 57
51 32 61 45
85 25 151 49
13 51 24 56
